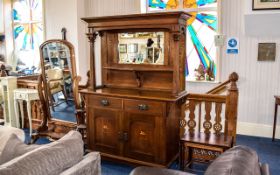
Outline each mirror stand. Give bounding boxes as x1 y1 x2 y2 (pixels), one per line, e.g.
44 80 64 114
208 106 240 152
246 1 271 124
32 39 82 142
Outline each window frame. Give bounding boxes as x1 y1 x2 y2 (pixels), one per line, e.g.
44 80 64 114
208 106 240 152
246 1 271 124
144 0 222 83
11 0 45 68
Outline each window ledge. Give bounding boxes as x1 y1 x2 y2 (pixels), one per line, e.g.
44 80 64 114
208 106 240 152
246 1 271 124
186 79 220 84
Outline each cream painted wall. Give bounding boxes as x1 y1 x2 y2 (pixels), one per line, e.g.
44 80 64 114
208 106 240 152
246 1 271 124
244 0 280 37
0 0 4 33
82 0 141 85
44 0 83 77
76 1 88 84
76 0 280 138
84 0 140 17
185 0 280 138
44 0 90 83
3 0 13 65
0 0 4 57
45 0 78 45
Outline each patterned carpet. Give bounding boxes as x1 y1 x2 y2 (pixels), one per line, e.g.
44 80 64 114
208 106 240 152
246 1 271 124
25 132 280 175
99 135 280 175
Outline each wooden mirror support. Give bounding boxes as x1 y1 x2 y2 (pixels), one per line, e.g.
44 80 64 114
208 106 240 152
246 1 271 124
31 74 77 143
81 12 190 167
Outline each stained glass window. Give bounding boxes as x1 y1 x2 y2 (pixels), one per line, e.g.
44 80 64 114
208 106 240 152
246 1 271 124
148 0 180 11
147 0 219 82
12 0 43 69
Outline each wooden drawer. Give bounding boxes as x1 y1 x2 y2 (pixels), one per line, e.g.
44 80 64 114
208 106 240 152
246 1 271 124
124 99 165 115
88 95 122 109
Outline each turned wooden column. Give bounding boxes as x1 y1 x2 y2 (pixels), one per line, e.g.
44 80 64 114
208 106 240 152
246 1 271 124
225 72 239 145
36 75 49 132
86 29 98 91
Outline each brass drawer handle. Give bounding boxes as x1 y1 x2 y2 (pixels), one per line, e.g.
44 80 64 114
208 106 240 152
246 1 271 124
138 104 149 111
100 99 109 106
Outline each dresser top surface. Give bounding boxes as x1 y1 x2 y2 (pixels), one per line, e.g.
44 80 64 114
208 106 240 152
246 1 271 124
80 88 187 102
82 11 190 23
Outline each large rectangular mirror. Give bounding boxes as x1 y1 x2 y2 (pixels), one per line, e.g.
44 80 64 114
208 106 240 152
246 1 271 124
40 39 77 123
118 32 164 65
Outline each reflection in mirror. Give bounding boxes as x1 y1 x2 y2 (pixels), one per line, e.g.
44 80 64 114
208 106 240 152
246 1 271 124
118 32 164 65
40 40 76 123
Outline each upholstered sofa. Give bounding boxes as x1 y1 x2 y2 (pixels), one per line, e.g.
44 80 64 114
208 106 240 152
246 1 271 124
0 128 101 175
130 146 270 175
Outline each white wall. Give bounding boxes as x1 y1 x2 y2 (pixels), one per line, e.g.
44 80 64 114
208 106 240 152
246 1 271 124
244 0 280 37
44 0 81 76
76 1 88 84
44 0 141 83
84 0 140 17
0 0 4 33
0 0 4 57
187 0 280 138
3 0 13 65
70 0 280 138
45 0 78 44
44 0 91 83
82 0 141 85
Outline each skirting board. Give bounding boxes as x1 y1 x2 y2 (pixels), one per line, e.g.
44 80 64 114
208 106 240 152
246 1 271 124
237 122 280 139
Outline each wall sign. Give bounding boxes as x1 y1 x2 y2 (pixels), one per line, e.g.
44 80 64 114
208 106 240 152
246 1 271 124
257 43 276 61
227 37 239 54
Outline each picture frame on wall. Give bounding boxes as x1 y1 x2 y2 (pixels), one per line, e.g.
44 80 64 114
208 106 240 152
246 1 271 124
257 43 276 61
253 0 280 10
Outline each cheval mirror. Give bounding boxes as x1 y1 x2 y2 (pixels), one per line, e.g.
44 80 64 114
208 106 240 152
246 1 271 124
39 39 77 125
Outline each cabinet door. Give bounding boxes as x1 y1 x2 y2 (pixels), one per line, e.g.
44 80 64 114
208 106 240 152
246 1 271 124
123 112 159 162
88 107 121 155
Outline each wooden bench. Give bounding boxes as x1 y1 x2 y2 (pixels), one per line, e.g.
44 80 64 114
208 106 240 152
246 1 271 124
179 72 239 171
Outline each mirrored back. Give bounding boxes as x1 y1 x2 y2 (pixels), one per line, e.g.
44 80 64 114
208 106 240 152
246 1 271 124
118 32 165 65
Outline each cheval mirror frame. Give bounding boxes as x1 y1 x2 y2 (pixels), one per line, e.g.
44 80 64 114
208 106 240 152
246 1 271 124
33 39 78 141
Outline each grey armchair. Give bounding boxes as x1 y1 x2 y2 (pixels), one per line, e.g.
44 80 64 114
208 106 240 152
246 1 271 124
130 146 270 175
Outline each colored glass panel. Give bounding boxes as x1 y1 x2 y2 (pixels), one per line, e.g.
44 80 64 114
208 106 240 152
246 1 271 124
197 0 217 7
147 0 219 81
184 0 217 8
31 0 43 21
14 24 31 50
31 23 43 49
13 0 43 68
13 0 30 22
148 0 179 11
196 13 217 31
14 23 43 50
186 11 217 79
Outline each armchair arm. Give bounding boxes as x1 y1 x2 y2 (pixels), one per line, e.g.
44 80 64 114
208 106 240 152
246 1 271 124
260 163 270 175
60 152 101 175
